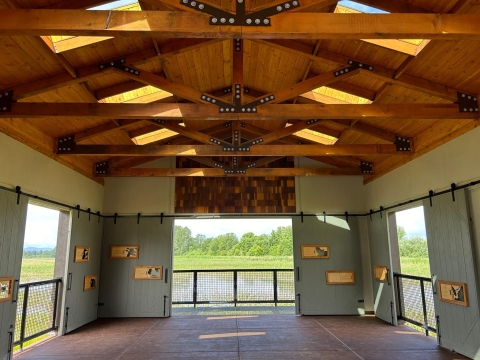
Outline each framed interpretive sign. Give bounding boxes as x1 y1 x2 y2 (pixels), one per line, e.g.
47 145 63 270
438 280 468 307
301 244 330 259
110 245 139 259
374 266 388 281
0 277 14 302
74 246 90 262
84 275 98 291
133 266 163 280
326 271 355 285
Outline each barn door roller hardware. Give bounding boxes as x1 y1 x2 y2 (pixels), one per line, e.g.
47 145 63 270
98 58 140 76
15 186 21 205
428 190 434 207
456 92 478 113
0 90 14 112
450 183 457 202
180 0 299 26
334 60 374 77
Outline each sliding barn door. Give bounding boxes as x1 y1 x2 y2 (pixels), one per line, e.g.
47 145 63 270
423 190 480 358
293 216 364 315
63 211 103 334
99 217 173 318
0 190 28 360
368 212 397 325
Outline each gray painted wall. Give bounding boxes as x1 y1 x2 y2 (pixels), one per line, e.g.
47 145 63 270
98 217 173 318
293 216 364 315
423 190 480 358
368 211 397 325
63 211 103 334
0 190 28 360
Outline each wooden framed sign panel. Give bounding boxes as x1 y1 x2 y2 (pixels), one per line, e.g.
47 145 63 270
83 275 98 291
74 246 90 262
301 244 330 259
133 266 163 280
110 245 139 259
374 266 388 281
0 277 14 303
326 271 355 285
438 280 468 307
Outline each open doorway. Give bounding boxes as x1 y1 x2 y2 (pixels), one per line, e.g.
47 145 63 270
15 203 69 351
171 218 294 315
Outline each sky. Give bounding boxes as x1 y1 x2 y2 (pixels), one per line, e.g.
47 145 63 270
24 204 60 249
338 1 388 13
395 206 427 238
175 218 292 239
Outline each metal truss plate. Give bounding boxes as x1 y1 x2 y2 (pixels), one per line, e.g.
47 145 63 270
395 136 411 151
57 134 76 153
98 58 140 76
95 161 109 176
360 161 373 174
334 60 374 77
0 90 13 112
457 92 479 113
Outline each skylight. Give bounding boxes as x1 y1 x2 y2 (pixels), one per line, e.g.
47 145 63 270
89 0 138 10
103 86 173 104
335 1 429 56
303 87 371 105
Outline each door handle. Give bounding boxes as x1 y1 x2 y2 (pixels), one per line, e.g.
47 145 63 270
296 267 300 281
12 279 19 303
67 273 72 290
164 268 169 284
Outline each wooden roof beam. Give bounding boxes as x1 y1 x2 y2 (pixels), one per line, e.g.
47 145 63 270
2 11 480 40
103 167 363 177
6 103 478 120
59 143 403 156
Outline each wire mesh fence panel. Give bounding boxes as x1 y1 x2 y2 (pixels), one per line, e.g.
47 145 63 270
399 277 424 324
237 271 274 302
276 271 295 302
14 288 25 343
172 272 194 303
424 282 436 330
197 272 234 303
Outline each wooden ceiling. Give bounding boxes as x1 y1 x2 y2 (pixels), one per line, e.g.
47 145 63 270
0 0 479 185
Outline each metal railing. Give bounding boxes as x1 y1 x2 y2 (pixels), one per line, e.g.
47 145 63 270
172 269 295 307
394 273 436 336
14 278 62 349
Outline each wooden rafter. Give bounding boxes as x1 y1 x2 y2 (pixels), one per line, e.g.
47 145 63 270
102 167 363 177
2 11 480 40
5 103 478 120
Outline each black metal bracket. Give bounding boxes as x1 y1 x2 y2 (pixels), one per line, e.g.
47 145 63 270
451 183 457 202
360 161 373 174
76 205 80 218
15 186 21 205
457 92 478 113
98 58 140 76
56 135 76 154
345 211 349 223
428 190 434 207
180 0 299 26
95 161 109 176
87 208 91 221
114 213 118 224
334 60 374 77
0 90 14 112
380 206 384 218
395 136 411 151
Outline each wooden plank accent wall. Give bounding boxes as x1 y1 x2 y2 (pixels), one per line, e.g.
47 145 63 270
175 157 296 213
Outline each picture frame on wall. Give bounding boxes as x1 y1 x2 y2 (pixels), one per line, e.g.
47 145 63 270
374 265 388 281
0 277 14 302
133 266 163 280
326 270 355 285
438 280 469 307
110 245 139 259
83 275 98 291
74 246 90 262
301 244 330 259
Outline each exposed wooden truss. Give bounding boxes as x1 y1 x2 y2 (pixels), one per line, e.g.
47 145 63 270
2 11 480 40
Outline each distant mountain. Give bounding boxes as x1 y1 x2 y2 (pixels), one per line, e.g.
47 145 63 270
24 247 54 251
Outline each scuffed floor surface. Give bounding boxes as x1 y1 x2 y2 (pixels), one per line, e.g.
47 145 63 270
14 314 469 360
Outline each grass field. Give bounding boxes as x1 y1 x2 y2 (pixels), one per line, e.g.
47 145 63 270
20 259 55 283
400 257 431 278
173 256 294 270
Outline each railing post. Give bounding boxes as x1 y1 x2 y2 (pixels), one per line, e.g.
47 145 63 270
233 271 238 307
273 270 278 307
420 279 429 336
193 271 198 308
395 273 403 319
19 285 29 349
52 279 60 330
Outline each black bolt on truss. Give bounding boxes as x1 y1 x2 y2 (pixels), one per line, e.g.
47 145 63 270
395 136 411 151
334 60 374 77
98 58 140 76
457 92 479 113
180 0 300 26
95 161 109 176
360 161 373 174
0 90 13 112
56 134 76 153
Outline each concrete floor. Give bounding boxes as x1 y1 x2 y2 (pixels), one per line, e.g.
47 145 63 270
14 312 469 360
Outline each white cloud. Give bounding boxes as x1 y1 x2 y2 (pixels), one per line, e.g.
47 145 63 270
175 218 292 239
24 204 60 249
395 206 426 238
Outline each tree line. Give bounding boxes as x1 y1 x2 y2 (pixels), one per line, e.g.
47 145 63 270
23 248 56 258
397 226 428 257
174 225 293 256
